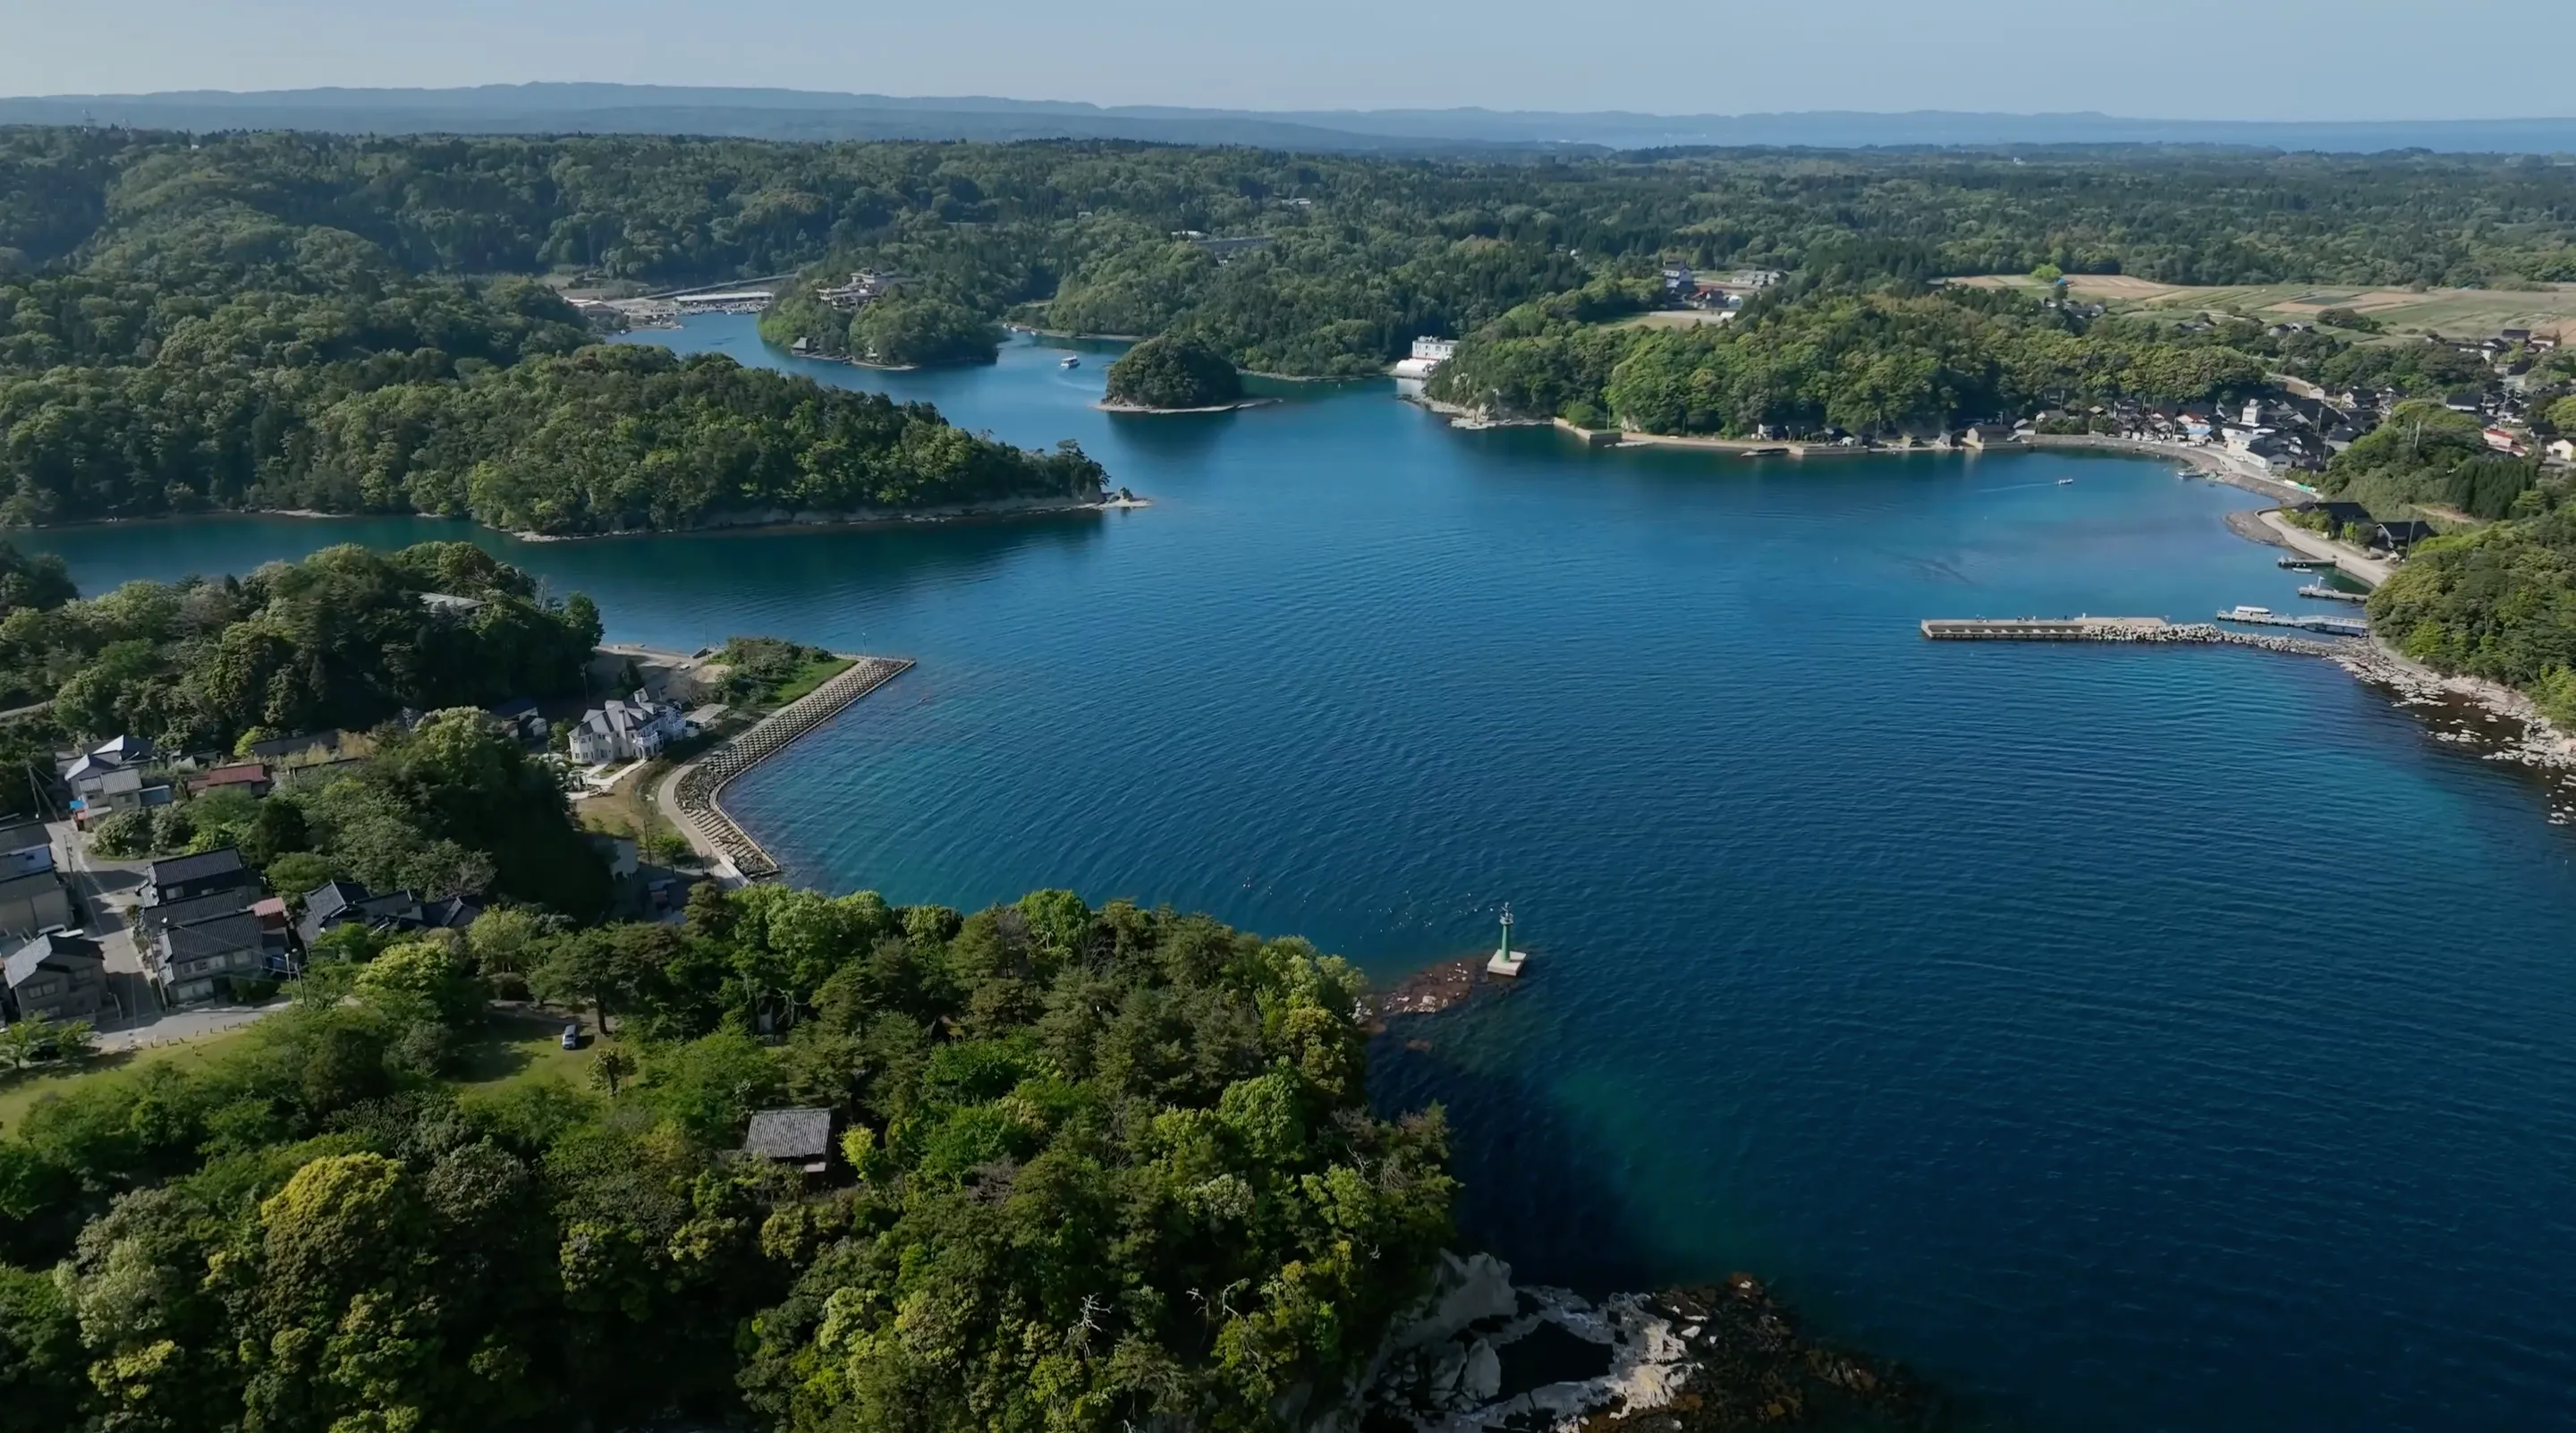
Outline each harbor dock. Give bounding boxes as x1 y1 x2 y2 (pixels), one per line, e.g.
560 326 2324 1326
2296 583 2369 605
665 655 913 881
2216 609 2369 638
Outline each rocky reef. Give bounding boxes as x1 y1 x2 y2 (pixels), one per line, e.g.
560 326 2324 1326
1343 1254 1929 1433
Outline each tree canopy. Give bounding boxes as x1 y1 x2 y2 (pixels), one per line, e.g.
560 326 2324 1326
1104 335 1245 410
0 886 1446 1433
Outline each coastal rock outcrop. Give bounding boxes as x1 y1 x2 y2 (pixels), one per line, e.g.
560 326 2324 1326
1326 1255 1928 1433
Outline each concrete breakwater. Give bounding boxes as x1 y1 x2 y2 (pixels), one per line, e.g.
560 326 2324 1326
670 656 913 880
1921 617 2349 657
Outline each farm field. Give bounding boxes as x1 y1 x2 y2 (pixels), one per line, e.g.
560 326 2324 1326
1958 275 2576 338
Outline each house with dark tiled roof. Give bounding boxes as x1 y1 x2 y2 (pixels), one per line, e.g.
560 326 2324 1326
296 881 480 949
4 930 106 1025
153 913 289 1005
145 847 258 906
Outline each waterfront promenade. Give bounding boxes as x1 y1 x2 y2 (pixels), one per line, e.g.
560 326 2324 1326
656 655 913 881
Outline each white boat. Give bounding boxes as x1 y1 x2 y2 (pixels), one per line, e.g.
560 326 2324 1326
1060 355 1080 369
2057 478 2074 485
2226 606 2274 620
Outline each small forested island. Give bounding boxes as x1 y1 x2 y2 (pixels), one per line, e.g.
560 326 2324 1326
1101 334 1249 411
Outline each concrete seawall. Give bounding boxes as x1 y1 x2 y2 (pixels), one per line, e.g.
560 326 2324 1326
664 656 913 881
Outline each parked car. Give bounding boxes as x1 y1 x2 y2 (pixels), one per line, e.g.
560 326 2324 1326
560 1023 582 1050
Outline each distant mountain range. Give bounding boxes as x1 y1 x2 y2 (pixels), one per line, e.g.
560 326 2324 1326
4 84 2573 155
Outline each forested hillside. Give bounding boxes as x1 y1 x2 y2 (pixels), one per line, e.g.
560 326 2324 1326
0 886 1449 1431
0 131 1101 531
9 129 2576 511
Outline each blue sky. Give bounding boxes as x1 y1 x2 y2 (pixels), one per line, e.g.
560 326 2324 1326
5 0 2569 119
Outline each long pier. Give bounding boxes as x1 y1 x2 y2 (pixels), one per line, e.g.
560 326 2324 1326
1920 617 2348 657
667 656 913 881
2215 610 2369 637
2296 583 2369 605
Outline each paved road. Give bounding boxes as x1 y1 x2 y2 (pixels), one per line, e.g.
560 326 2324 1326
650 760 747 886
93 1002 282 1053
2259 510 2396 586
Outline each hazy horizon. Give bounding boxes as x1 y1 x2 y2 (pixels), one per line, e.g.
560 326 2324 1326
6 0 2572 123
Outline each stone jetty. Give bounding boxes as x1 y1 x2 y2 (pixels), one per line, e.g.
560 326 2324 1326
1921 616 2349 657
669 656 913 880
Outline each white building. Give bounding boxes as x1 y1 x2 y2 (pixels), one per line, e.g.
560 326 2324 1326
1393 336 1459 380
567 698 687 766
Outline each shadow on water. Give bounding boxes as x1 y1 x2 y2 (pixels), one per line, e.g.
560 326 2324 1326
1368 1023 1664 1297
1101 409 1243 463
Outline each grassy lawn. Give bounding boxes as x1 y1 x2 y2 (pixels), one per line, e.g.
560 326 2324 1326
1 1011 605 1134
767 654 855 707
574 757 676 842
450 1008 596 1098
0 1025 260 1132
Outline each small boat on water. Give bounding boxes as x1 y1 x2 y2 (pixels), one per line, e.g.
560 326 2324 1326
2057 478 2075 485
1060 355 1080 369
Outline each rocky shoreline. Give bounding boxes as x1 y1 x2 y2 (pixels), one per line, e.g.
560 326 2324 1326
2221 503 2576 810
1341 1253 1929 1433
1360 982 1935 1431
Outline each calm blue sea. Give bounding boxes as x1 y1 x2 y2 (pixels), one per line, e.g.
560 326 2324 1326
29 319 2576 1432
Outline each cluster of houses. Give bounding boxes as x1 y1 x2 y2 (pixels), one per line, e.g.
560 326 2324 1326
63 729 386 835
1661 263 1781 318
0 838 481 1029
136 847 479 1009
60 735 169 826
3 675 732 1031
814 269 905 311
2073 393 2370 477
2409 326 2568 462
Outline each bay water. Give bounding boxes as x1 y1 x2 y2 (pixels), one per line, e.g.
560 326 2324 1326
29 319 2576 1431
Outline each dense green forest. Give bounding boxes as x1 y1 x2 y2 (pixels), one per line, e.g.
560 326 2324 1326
1424 280 2287 434
0 131 1101 531
0 540 599 747
1103 335 1244 410
2346 422 2576 721
12 129 2576 526
0 884 1448 1431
